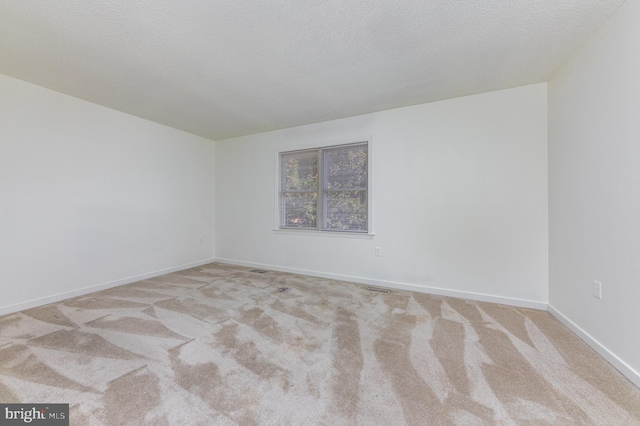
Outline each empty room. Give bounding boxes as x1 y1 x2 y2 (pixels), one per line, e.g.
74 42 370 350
1 0 639 424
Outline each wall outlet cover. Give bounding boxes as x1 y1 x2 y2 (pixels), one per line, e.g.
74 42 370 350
593 280 602 299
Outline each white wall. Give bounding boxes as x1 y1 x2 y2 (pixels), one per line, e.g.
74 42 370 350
548 0 640 385
216 83 548 307
0 74 216 314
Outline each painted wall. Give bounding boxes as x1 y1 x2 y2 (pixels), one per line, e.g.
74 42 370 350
216 83 548 307
0 74 216 314
548 0 640 382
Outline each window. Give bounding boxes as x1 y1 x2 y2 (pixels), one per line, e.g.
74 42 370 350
279 142 368 233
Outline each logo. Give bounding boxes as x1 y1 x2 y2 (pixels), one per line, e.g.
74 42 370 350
0 404 68 425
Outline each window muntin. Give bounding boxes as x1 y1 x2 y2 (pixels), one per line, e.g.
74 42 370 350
280 142 368 232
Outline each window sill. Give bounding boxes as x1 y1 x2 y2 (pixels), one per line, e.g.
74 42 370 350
273 228 375 239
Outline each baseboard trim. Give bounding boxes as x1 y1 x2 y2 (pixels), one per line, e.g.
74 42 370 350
0 257 216 316
214 257 547 310
548 304 640 388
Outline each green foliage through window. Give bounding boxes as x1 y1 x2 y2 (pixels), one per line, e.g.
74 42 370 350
280 143 368 232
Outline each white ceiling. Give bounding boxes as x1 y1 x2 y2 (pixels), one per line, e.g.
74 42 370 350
0 0 625 140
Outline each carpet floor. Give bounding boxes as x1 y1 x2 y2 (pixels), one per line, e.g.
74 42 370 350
0 262 639 425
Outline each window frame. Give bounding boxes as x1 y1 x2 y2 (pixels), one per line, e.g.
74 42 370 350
275 139 373 237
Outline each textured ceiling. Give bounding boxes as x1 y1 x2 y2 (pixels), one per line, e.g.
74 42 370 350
0 0 625 140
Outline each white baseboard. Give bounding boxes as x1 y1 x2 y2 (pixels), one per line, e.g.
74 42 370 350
214 257 547 310
548 304 640 388
0 257 216 316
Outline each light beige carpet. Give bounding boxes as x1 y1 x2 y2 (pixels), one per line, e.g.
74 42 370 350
1 262 639 425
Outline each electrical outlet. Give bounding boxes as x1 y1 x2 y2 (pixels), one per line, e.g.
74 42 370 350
593 280 602 299
375 247 382 257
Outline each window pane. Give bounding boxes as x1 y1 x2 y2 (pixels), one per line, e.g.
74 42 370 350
283 192 317 228
282 151 318 191
325 190 367 231
325 145 367 190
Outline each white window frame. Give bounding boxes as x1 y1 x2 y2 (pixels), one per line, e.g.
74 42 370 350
274 139 374 238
